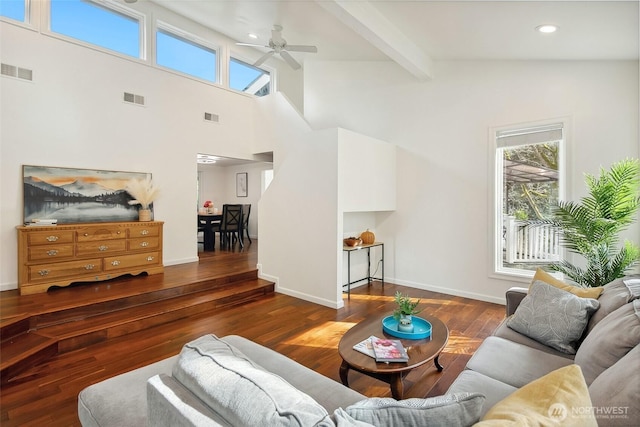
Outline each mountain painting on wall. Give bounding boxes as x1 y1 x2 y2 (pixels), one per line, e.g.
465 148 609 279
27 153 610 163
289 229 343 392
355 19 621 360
22 165 152 224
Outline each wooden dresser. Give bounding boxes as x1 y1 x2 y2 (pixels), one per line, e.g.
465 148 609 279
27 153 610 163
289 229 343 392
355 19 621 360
17 221 164 295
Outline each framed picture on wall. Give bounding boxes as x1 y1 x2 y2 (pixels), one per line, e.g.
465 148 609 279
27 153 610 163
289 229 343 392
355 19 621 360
22 165 151 224
236 172 248 197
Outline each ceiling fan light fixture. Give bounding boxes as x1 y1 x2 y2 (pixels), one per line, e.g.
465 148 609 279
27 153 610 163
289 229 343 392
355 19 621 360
536 24 558 34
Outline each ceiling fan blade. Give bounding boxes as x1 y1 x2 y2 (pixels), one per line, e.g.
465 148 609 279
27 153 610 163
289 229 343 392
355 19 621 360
254 51 275 67
280 50 301 70
284 45 317 53
237 42 267 48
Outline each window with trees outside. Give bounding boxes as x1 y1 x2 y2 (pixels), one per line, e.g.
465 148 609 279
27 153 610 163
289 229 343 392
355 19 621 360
494 122 565 276
229 57 270 97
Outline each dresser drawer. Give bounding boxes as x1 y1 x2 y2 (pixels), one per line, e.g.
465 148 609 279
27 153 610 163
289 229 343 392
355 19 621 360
28 244 74 261
104 252 160 271
76 239 127 256
127 225 160 238
27 230 74 246
29 258 102 282
128 237 159 251
76 225 126 242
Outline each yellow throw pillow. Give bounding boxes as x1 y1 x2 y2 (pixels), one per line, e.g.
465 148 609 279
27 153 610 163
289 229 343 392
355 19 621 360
531 268 603 299
475 365 597 426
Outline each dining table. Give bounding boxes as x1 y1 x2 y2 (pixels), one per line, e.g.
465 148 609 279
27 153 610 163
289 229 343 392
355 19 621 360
198 213 222 251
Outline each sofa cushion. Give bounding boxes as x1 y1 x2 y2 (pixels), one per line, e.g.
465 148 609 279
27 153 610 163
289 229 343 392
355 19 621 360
507 280 599 354
222 335 365 412
575 300 640 385
78 355 178 427
147 374 229 427
586 274 640 333
476 365 597 426
588 344 640 426
531 268 603 299
172 334 330 427
345 393 485 427
446 370 517 419
466 336 573 388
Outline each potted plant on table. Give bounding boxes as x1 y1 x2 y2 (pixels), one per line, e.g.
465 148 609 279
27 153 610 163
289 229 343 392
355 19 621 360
393 291 422 333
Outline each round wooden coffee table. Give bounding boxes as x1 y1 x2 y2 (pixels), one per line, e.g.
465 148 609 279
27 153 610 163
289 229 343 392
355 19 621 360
338 314 449 399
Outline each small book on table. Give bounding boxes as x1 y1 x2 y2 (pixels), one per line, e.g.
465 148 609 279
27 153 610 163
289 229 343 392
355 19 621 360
370 337 409 363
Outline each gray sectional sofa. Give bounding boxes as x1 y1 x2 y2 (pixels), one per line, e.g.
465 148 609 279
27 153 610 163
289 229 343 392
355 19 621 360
78 274 640 426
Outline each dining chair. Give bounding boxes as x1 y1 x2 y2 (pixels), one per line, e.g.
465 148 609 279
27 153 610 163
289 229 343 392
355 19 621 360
219 204 244 249
242 204 252 244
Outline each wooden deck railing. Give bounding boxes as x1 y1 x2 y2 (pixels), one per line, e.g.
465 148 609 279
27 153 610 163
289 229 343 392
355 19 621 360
504 216 560 264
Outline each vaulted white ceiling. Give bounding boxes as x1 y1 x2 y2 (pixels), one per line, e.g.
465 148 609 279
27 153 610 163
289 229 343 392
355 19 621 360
152 0 639 79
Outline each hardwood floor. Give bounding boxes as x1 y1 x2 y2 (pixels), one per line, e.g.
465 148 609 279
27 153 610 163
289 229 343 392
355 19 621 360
0 241 506 426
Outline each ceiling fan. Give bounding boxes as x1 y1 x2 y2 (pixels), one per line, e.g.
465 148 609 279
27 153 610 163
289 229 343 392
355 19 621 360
237 25 317 70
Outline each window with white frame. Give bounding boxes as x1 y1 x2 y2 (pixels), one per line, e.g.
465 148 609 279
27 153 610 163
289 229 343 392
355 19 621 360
49 0 142 58
229 57 270 96
1 0 27 23
156 24 217 83
493 122 565 276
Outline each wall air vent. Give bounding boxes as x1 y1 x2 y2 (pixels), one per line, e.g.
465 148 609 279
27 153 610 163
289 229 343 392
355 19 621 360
1 63 33 81
204 112 219 123
123 92 145 106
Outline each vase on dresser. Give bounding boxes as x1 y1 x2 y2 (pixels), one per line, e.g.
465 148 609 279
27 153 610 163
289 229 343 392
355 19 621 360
139 209 151 222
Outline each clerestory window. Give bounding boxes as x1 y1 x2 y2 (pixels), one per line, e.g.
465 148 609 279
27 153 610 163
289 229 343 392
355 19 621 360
493 122 566 278
156 23 217 83
1 0 27 23
229 57 270 97
49 0 142 59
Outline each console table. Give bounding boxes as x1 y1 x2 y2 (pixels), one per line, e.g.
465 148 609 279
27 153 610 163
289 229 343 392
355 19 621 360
17 221 164 295
343 241 384 299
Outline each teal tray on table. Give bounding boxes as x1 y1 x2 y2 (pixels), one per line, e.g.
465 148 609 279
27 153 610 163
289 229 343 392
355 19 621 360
382 316 432 340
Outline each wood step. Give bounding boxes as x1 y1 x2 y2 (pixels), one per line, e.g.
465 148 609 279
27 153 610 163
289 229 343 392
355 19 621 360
45 278 275 353
0 332 58 383
0 273 274 384
31 270 259 329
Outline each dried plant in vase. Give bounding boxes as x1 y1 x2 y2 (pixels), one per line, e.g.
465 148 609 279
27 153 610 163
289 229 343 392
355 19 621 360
125 177 159 221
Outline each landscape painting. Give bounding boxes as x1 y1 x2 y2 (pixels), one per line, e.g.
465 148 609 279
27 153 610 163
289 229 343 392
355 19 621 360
23 165 151 224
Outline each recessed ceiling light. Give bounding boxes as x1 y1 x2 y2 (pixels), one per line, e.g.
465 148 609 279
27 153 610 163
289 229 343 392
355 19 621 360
536 24 558 34
248 33 258 39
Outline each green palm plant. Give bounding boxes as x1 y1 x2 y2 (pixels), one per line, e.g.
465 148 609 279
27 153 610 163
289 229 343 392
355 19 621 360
544 158 640 287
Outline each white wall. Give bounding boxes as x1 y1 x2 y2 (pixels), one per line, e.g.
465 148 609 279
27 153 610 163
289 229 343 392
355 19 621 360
305 59 640 303
0 21 263 289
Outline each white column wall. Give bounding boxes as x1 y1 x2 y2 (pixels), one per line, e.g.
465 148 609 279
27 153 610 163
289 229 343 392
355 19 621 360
305 59 640 303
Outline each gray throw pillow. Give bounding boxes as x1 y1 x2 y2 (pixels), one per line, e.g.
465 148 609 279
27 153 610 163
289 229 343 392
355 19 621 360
507 280 599 354
173 334 330 427
345 393 485 427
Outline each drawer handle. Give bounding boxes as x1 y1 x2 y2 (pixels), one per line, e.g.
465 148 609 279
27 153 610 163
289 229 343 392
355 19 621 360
38 269 50 276
140 241 149 247
47 249 58 256
84 233 89 237
85 264 95 270
98 245 109 251
147 256 154 261
111 260 121 266
46 236 59 242
141 230 150 235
